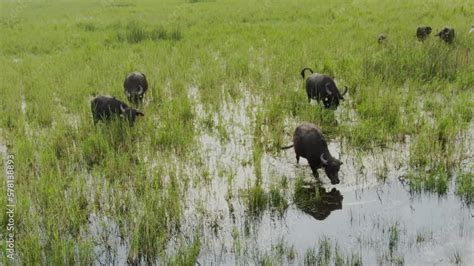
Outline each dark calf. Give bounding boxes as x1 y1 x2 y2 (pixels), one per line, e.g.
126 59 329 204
91 95 144 126
436 27 455 43
301 67 347 109
416 26 432 41
123 71 148 104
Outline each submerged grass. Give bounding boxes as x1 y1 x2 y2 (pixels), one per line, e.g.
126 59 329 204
304 237 363 266
407 166 450 195
456 172 474 205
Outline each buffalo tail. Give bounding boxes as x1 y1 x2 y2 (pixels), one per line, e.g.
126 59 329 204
280 144 294 150
300 67 314 79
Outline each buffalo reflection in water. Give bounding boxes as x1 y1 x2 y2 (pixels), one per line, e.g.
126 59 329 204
294 183 343 220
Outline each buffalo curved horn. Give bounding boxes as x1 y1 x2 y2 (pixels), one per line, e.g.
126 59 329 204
138 85 144 95
124 89 131 97
325 83 333 95
120 104 126 114
320 153 329 165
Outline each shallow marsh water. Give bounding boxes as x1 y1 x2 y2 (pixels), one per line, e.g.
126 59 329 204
88 93 473 265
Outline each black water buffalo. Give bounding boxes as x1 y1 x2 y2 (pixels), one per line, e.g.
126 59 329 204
282 123 342 185
91 95 144 126
378 34 387 44
123 71 148 104
416 26 432 41
301 67 347 109
436 27 455 43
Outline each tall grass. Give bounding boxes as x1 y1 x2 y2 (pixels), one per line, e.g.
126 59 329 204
362 40 470 83
116 21 183 44
456 172 474 205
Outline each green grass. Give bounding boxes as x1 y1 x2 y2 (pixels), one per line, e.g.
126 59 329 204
241 175 289 218
451 250 463 265
304 237 363 266
166 236 201 266
0 0 473 264
456 172 474 205
388 223 400 256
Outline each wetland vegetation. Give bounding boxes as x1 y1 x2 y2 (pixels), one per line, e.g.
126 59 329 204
0 0 473 264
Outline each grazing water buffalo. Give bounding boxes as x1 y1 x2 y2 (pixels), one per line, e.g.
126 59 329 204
416 26 432 41
301 67 347 109
91 95 144 126
123 71 148 104
436 27 455 43
281 123 342 185
378 34 387 44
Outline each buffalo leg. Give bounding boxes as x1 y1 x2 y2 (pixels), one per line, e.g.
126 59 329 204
92 115 99 125
315 89 321 103
296 155 300 164
309 161 319 178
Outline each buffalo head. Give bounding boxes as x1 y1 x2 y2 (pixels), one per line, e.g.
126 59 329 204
323 84 348 109
320 153 342 185
120 104 144 127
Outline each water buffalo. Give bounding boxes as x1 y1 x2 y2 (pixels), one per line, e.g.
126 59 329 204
91 95 144 126
123 71 148 104
436 27 455 43
301 67 347 109
416 26 432 41
378 34 387 44
281 123 342 185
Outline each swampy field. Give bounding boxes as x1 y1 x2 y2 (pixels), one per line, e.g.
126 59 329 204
1 0 473 265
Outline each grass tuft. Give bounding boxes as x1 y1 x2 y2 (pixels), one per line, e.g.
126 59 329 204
116 21 183 44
